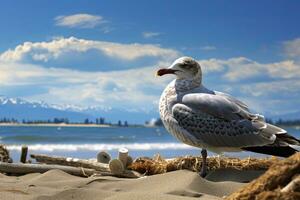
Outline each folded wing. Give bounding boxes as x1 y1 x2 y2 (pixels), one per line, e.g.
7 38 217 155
171 92 299 156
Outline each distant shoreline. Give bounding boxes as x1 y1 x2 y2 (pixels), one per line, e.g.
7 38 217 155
0 123 111 128
0 123 298 129
280 125 300 130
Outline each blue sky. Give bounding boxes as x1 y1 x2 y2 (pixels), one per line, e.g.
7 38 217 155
0 0 300 118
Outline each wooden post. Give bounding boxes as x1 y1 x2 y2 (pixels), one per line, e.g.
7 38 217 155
118 148 128 167
20 146 28 163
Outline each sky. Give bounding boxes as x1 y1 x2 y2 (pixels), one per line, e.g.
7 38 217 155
0 0 300 118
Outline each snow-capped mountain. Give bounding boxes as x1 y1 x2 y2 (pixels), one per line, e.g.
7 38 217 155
0 96 299 124
0 96 91 122
0 96 158 124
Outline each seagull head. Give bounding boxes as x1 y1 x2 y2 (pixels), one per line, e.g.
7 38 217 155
157 57 202 81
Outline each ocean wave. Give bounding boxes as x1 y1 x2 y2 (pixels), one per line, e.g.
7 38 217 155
6 143 196 152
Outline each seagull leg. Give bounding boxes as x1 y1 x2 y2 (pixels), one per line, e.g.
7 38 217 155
199 149 207 177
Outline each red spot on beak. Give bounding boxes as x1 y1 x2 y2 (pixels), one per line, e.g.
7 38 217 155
156 68 177 76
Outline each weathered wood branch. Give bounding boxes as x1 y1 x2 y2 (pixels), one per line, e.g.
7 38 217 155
30 154 142 178
30 154 110 172
0 162 95 177
0 161 142 178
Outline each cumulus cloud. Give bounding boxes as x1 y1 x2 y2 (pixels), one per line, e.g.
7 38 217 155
55 14 105 28
1 57 299 116
0 37 180 62
283 37 300 58
198 58 225 73
198 57 300 81
0 61 171 108
240 79 300 97
1 37 300 116
143 32 162 38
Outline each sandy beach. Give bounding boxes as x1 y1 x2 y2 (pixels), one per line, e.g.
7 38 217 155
0 168 264 200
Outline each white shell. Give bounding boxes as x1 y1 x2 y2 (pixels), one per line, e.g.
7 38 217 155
118 148 129 167
109 159 124 175
97 151 111 163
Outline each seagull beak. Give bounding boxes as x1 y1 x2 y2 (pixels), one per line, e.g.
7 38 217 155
156 68 177 76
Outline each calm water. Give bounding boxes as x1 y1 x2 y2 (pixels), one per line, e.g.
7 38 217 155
0 126 299 161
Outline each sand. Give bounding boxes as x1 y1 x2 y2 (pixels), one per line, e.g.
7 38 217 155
0 169 265 200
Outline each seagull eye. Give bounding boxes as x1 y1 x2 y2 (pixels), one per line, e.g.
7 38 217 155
180 63 191 69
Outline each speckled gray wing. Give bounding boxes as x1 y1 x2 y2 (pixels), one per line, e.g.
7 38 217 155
213 91 249 111
182 93 260 121
171 93 276 148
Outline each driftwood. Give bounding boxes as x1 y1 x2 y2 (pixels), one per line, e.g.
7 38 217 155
30 154 142 178
225 152 300 200
0 162 95 177
0 145 10 162
31 154 110 172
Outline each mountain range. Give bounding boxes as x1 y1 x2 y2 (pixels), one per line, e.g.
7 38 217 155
0 96 157 124
0 96 299 125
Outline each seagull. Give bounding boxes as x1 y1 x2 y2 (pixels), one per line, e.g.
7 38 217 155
157 56 300 177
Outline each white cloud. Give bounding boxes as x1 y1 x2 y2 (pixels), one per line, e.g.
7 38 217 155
200 46 217 51
0 37 180 62
235 79 300 115
1 57 299 116
1 37 300 116
198 57 300 81
198 58 225 73
0 61 171 108
143 32 162 38
55 14 105 28
240 79 300 97
283 37 300 58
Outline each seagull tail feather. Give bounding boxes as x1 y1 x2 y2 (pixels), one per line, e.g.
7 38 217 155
242 146 298 157
243 122 300 157
242 123 300 157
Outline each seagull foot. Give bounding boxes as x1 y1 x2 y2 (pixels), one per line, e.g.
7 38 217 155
199 149 208 178
199 170 207 178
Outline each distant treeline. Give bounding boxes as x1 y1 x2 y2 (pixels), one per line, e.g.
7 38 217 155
0 117 129 126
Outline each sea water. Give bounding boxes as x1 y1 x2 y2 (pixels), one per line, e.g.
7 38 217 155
0 125 299 161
